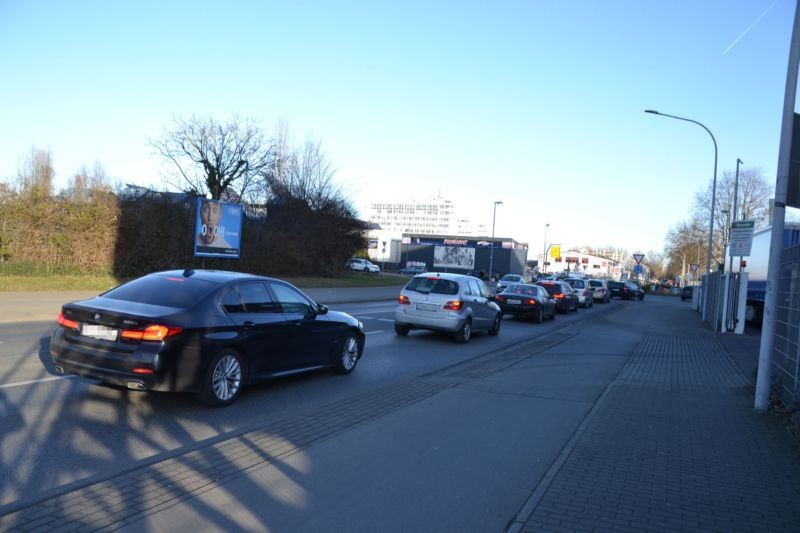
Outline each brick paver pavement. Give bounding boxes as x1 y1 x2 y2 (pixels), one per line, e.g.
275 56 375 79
517 306 800 532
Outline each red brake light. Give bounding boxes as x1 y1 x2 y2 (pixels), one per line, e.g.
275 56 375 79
495 295 505 302
525 299 537 305
57 311 79 330
443 300 463 311
554 293 565 299
121 324 182 341
132 368 154 375
399 295 411 305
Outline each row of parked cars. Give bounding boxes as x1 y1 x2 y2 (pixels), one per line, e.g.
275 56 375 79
394 272 643 344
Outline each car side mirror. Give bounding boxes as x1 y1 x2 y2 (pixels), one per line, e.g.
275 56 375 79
317 304 329 315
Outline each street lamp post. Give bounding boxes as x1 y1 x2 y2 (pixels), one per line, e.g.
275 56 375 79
645 109 718 321
542 223 550 275
489 201 503 280
730 158 743 272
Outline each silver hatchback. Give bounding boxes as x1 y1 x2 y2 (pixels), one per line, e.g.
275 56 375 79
394 272 502 343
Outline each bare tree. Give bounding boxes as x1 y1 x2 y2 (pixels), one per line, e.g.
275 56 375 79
152 115 273 201
691 166 771 266
17 147 54 198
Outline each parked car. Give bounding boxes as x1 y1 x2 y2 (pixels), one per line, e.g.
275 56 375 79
49 269 366 407
346 258 380 273
588 278 611 303
494 283 557 323
536 280 579 313
399 264 428 275
565 278 594 308
681 285 695 301
394 272 502 343
495 273 527 294
608 280 633 300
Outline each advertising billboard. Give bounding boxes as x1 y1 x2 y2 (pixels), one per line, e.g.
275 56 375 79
433 246 475 269
194 198 244 258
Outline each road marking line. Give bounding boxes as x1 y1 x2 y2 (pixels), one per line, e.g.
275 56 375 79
377 318 395 323
365 330 384 335
0 375 76 390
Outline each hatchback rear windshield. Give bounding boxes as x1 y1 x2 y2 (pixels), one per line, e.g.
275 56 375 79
567 279 585 288
538 283 562 296
405 276 459 295
102 274 219 308
501 275 522 282
505 284 537 295
589 281 603 287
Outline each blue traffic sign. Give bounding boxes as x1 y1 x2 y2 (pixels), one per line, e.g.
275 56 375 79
633 264 643 274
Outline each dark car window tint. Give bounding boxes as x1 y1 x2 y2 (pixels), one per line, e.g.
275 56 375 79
102 275 218 308
589 281 602 287
237 282 279 313
538 283 561 296
270 283 314 315
220 287 245 314
406 277 459 295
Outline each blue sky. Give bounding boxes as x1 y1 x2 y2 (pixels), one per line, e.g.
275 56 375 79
0 0 796 256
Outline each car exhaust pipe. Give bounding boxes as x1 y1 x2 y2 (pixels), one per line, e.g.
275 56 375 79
126 381 146 391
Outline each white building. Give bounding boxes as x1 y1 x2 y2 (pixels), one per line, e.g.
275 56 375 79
365 194 489 264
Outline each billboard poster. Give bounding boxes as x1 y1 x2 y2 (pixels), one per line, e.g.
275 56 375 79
194 198 244 258
433 246 475 269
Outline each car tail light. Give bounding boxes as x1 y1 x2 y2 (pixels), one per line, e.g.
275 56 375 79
120 324 182 341
495 295 505 303
132 368 154 375
525 299 537 305
623 287 629 293
554 293 565 299
57 311 79 330
443 300 463 311
399 295 411 305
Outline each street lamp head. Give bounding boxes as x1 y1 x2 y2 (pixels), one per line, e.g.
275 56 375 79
644 109 660 115
494 200 503 206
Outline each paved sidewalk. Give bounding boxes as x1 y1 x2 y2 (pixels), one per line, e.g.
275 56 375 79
512 305 800 532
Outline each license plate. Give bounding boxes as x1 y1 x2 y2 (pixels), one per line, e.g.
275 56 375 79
81 324 119 341
416 303 439 311
507 299 522 305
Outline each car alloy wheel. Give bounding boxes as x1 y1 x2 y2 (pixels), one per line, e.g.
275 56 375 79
197 350 244 407
334 334 361 374
455 318 471 343
212 353 242 402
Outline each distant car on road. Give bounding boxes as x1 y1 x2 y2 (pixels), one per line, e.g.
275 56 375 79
608 280 633 300
495 274 526 294
681 285 695 301
394 272 501 343
399 264 428 275
494 284 556 323
536 280 579 313
49 269 365 406
588 279 611 303
565 278 594 308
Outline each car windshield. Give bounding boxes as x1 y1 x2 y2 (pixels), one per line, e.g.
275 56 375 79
501 275 522 282
405 276 459 295
567 280 585 288
102 274 219 308
589 281 603 287
538 283 561 296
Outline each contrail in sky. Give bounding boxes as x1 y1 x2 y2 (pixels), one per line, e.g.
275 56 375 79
722 0 779 56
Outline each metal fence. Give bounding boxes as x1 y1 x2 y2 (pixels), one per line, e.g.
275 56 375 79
772 244 800 408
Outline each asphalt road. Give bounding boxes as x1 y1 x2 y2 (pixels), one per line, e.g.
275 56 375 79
0 295 642 530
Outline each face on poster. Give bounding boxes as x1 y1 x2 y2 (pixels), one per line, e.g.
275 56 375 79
194 198 243 258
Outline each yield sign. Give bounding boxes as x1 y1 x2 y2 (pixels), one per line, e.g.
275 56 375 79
633 254 645 265
690 263 699 272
